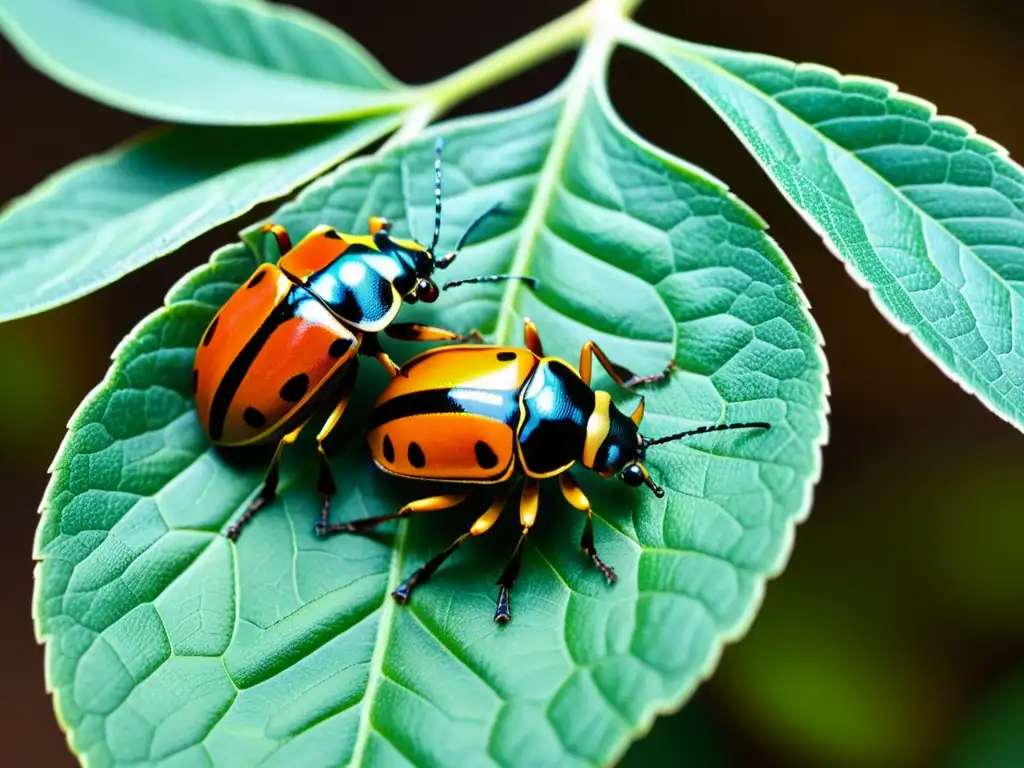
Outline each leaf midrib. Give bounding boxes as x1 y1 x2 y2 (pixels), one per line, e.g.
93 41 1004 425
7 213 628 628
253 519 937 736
345 18 621 763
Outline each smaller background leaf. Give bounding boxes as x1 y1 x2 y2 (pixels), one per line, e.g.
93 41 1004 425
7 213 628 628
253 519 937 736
0 0 411 124
0 114 401 322
629 26 1024 434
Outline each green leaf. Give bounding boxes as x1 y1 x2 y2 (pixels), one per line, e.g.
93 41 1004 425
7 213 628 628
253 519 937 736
0 115 400 323
35 81 826 766
628 25 1024 432
0 0 410 124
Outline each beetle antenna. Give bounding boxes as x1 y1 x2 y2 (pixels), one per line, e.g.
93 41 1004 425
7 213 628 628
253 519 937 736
429 137 444 253
642 421 770 449
443 275 539 291
644 477 665 498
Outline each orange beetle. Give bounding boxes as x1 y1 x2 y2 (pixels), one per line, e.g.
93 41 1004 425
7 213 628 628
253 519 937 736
193 139 533 540
321 319 769 622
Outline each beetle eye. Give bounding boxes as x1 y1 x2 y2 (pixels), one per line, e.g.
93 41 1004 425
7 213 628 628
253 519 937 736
416 279 440 303
621 463 645 487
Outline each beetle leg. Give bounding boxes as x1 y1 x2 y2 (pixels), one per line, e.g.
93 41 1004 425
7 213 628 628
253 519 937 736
320 492 471 537
312 365 359 535
494 477 540 623
360 334 405 377
557 473 616 584
226 420 306 541
392 489 508 605
260 223 292 257
523 318 544 356
578 340 675 389
384 322 483 344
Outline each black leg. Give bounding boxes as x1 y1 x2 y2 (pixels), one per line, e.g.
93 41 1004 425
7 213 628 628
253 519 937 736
494 477 540 623
393 491 507 604
579 339 674 389
311 365 358 536
359 333 404 377
557 473 616 584
320 492 470 537
384 322 483 344
226 421 305 541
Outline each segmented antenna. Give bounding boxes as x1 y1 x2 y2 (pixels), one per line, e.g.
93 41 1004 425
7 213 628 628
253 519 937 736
643 421 770 450
429 137 444 253
443 275 539 291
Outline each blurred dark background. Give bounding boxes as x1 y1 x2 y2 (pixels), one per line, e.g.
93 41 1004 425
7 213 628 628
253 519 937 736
2 1 1022 765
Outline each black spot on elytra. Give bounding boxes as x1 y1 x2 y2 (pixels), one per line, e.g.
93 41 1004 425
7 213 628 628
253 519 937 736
382 435 395 463
192 369 198 394
279 373 310 402
475 441 498 469
243 407 266 429
408 442 426 468
496 351 517 361
323 229 342 240
202 316 219 346
329 338 351 358
246 270 267 289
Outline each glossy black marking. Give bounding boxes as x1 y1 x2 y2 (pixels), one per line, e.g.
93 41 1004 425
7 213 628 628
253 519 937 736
519 360 594 475
243 407 266 429
279 373 310 403
208 288 306 441
246 270 267 289
192 369 199 394
408 442 426 468
382 435 395 463
323 229 342 240
329 337 352 358
594 406 640 474
305 244 401 326
202 316 219 347
475 441 498 469
496 351 517 361
366 387 520 432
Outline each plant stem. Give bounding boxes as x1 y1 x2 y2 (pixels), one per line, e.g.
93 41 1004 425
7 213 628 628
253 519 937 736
387 0 646 145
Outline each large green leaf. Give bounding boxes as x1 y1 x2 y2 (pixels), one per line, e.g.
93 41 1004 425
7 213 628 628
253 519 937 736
0 115 400 323
625 24 1024 432
0 0 410 124
35 82 826 765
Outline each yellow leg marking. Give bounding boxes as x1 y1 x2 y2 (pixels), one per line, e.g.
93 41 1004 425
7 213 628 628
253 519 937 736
226 419 307 541
392 490 506 605
557 473 616 584
374 349 403 378
519 477 540 529
385 323 470 342
321 492 470 537
314 371 358 531
316 390 354 445
494 479 541 623
470 490 507 535
523 317 544 356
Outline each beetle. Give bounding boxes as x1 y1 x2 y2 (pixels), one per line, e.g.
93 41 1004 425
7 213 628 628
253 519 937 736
320 318 770 622
193 139 533 540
